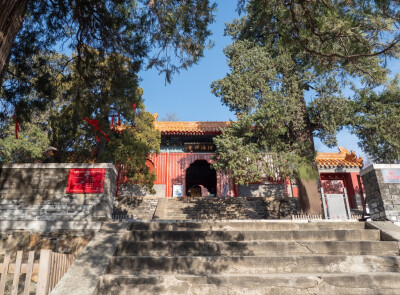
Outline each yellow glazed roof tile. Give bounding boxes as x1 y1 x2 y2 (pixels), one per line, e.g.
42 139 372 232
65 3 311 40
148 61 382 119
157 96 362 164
154 121 231 133
316 147 363 168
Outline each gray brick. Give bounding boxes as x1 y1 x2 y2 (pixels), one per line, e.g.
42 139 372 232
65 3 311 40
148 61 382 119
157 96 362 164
0 164 116 221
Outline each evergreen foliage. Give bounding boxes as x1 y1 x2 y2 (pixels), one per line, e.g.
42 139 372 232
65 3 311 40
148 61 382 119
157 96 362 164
352 79 400 163
1 0 216 123
1 49 160 189
212 0 399 182
0 119 50 163
0 0 215 189
49 49 161 189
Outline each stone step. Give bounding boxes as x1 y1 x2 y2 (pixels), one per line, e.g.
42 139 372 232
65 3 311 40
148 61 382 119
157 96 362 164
165 207 248 211
123 229 380 242
116 240 400 256
162 198 269 219
162 215 190 220
166 199 257 203
170 207 248 209
108 255 400 275
128 221 366 231
99 273 400 295
164 208 252 213
162 215 266 220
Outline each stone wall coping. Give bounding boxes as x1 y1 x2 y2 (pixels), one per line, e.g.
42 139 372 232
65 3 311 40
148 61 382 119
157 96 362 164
50 221 129 295
130 219 359 223
360 164 400 176
366 221 400 241
0 163 117 175
0 221 103 233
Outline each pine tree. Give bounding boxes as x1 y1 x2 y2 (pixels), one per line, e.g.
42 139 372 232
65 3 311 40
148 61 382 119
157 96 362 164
352 79 400 163
48 49 160 190
1 0 216 122
0 119 50 163
1 49 160 190
212 0 400 213
1 0 216 190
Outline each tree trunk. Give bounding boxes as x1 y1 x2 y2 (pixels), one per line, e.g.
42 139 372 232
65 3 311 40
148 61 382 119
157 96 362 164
96 114 111 161
292 95 322 215
96 140 106 162
0 0 28 86
297 175 322 215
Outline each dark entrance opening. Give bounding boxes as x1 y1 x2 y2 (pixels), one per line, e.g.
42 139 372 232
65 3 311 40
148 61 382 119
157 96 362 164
185 160 217 196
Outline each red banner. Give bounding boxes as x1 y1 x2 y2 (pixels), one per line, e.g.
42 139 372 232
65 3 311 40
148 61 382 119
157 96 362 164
66 169 105 194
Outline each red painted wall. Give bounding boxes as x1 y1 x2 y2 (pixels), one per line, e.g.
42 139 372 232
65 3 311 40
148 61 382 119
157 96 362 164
148 153 363 203
149 153 235 197
320 172 363 209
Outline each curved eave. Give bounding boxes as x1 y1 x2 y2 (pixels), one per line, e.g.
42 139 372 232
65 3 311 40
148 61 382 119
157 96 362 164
318 164 363 169
317 164 363 173
161 131 222 136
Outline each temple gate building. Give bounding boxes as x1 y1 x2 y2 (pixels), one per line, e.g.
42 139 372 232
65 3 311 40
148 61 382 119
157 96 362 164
149 118 236 197
121 114 365 211
316 147 365 210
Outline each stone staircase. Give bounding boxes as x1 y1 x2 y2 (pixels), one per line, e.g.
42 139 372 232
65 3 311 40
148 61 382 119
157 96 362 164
163 197 268 219
113 196 159 219
98 221 400 294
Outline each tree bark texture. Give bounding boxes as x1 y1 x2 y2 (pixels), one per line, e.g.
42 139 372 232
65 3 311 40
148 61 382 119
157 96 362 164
298 177 322 215
291 95 316 157
292 95 323 215
0 0 28 86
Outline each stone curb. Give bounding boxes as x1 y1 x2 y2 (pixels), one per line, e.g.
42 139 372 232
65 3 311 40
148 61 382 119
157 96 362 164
366 221 400 241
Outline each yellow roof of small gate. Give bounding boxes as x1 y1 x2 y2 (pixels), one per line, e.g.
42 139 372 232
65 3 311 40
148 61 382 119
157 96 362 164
316 147 363 168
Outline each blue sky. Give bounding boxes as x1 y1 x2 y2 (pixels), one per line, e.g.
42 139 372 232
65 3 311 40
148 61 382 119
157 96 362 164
140 1 236 122
139 0 395 161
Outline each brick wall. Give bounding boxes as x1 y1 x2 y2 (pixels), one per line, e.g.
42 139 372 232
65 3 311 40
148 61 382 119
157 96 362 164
361 164 400 222
0 163 117 221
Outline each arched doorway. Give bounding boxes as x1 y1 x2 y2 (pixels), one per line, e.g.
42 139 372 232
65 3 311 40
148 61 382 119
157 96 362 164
185 160 217 196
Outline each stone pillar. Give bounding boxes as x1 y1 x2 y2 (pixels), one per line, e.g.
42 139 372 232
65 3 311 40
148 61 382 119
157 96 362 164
360 164 400 222
0 163 117 221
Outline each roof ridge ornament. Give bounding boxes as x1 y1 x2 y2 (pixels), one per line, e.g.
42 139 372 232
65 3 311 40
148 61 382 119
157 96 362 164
317 147 363 169
338 146 350 154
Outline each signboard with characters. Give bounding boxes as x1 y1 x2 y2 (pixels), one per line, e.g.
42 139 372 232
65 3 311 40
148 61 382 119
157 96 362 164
66 168 106 193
